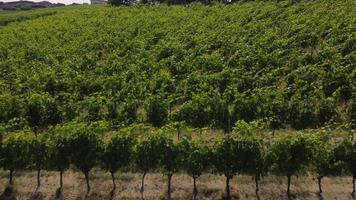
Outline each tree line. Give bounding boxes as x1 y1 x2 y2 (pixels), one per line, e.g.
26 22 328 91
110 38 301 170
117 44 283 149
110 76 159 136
108 0 301 6
1 89 354 135
0 123 355 199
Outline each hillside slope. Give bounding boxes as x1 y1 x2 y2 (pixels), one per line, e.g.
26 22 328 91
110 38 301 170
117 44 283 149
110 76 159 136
0 1 355 131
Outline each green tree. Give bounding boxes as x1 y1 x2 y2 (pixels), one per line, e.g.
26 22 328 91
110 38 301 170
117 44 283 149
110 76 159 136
213 135 237 199
80 95 108 122
101 133 135 190
145 96 168 127
27 133 50 189
159 134 181 199
238 135 266 194
0 131 29 185
0 94 23 124
313 132 340 194
163 121 183 140
134 133 162 198
232 120 268 192
214 133 265 199
175 94 212 132
334 136 356 195
67 123 103 193
267 133 315 196
25 93 61 132
48 126 72 189
179 138 210 199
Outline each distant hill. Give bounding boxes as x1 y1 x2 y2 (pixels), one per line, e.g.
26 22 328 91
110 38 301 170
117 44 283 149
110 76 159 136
0 1 65 10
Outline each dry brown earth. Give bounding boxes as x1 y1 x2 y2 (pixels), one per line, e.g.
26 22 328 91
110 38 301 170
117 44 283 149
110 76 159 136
0 170 355 200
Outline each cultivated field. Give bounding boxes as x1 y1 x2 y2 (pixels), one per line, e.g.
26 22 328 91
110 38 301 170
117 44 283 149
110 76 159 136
0 1 355 200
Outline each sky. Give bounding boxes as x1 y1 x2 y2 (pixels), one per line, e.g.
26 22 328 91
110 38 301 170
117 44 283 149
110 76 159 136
1 0 91 5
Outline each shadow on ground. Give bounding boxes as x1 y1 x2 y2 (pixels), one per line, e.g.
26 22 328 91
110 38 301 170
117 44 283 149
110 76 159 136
0 186 16 200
